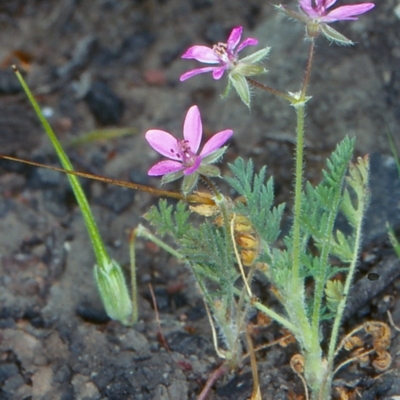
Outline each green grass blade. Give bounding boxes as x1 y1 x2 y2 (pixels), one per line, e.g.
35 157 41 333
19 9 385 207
13 67 109 267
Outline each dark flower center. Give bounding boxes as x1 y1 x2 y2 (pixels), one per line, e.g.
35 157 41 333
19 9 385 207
176 139 198 167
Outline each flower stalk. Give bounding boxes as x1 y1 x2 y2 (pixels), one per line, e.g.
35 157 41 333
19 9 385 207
13 67 136 326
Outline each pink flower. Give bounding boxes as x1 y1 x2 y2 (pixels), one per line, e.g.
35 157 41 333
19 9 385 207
179 27 270 107
145 106 233 194
180 26 259 82
299 0 375 23
276 0 374 44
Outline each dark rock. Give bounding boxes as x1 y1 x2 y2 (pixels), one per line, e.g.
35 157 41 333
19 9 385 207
166 331 211 357
96 186 134 214
56 36 97 79
42 188 70 217
191 0 214 11
184 302 206 322
104 380 133 399
0 70 22 95
0 199 13 218
360 371 400 400
28 167 62 189
91 367 115 391
119 31 155 65
129 169 150 186
22 309 46 328
363 153 400 244
84 81 124 125
0 364 19 385
217 372 253 399
76 303 110 325
160 46 184 67
344 255 400 320
0 101 42 155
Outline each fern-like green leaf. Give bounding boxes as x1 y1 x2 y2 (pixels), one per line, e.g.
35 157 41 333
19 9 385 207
325 279 344 312
225 157 284 245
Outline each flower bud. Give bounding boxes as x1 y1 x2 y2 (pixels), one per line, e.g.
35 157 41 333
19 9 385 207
94 260 133 326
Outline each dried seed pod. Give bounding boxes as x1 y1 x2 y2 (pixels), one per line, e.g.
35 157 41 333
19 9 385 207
190 203 219 217
352 348 370 368
365 321 384 338
278 332 296 348
232 214 254 233
240 248 259 266
372 350 392 371
335 387 350 400
343 335 364 351
290 354 305 374
365 321 391 351
255 262 269 272
236 232 258 249
374 324 391 351
256 312 272 328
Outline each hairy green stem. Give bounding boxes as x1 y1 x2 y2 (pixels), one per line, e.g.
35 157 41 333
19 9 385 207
327 185 367 365
252 299 297 333
301 40 315 99
246 77 297 103
135 225 185 260
291 102 305 286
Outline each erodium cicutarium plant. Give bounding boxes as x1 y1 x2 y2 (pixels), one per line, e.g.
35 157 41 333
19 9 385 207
142 2 388 399
9 1 392 399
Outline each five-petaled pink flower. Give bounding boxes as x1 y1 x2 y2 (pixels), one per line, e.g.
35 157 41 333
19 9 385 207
146 105 233 194
179 26 270 107
276 0 374 44
180 26 259 82
299 0 374 23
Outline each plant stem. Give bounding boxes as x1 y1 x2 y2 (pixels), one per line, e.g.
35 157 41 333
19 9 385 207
13 67 109 268
0 155 216 206
291 102 305 286
252 299 297 333
128 229 139 324
246 77 297 103
279 43 327 390
292 40 315 283
135 225 185 260
327 185 367 365
301 40 315 99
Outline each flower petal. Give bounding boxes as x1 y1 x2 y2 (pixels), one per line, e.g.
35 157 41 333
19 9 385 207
227 26 243 51
237 37 259 53
181 45 220 63
200 129 233 157
322 3 375 22
183 105 202 152
300 0 318 17
212 66 228 80
148 160 183 176
180 66 218 82
145 129 181 160
183 156 202 175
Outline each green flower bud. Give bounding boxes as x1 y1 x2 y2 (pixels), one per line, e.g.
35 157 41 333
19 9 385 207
94 260 133 326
